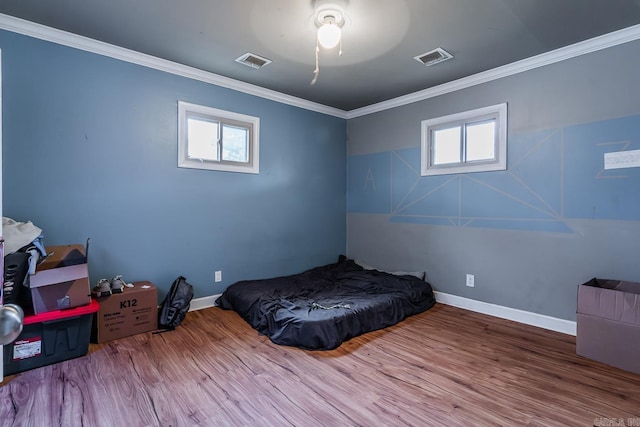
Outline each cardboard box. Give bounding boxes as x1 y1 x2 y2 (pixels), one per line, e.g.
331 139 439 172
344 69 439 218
4 299 99 375
29 244 91 314
576 278 640 374
92 281 158 343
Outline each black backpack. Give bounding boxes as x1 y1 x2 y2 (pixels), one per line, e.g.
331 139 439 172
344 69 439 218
158 276 194 330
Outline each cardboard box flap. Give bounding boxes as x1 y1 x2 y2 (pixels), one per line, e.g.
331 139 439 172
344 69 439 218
30 264 89 288
37 244 86 271
578 278 640 326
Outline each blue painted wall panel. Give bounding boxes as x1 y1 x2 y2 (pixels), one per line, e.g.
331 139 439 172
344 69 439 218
391 149 421 212
509 130 563 217
347 113 640 233
563 115 640 220
1 30 346 299
347 152 391 213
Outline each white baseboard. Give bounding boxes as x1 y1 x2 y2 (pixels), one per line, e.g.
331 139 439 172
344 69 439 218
190 292 577 336
189 294 221 312
435 291 577 336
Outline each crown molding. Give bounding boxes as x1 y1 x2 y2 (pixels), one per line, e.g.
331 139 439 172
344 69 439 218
346 23 640 119
0 13 347 119
1 13 639 121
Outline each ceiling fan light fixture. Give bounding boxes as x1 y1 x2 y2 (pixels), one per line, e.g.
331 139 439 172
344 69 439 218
311 2 347 85
317 17 341 49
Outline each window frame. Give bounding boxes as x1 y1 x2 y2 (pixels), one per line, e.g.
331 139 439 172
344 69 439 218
421 103 507 176
178 101 260 174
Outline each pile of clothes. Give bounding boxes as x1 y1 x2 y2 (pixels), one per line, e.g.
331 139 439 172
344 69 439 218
3 217 47 305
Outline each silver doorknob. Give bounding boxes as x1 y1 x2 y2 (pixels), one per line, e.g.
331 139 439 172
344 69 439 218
0 304 24 345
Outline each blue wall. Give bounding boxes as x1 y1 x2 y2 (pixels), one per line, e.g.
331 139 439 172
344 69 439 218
1 30 347 299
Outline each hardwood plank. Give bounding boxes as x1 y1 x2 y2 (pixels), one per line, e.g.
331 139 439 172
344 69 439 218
1 303 638 426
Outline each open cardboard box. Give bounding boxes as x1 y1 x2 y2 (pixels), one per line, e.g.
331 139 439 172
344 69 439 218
577 278 640 374
29 244 91 314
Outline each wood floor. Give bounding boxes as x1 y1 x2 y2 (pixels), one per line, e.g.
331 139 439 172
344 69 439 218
0 303 638 426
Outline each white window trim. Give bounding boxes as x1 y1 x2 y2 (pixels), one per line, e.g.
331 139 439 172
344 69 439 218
421 103 507 176
178 101 260 174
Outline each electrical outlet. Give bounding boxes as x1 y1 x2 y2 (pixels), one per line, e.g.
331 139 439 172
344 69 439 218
215 270 222 283
466 274 475 288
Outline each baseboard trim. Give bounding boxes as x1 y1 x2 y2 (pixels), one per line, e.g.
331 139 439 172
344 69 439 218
435 291 577 336
189 294 221 312
190 292 576 336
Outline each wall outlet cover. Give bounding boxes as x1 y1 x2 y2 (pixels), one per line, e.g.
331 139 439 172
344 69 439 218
466 274 475 287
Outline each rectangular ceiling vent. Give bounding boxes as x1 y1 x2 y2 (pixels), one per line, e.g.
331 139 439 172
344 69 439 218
414 48 453 67
235 52 272 69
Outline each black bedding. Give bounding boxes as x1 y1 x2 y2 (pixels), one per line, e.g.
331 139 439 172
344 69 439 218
216 256 436 350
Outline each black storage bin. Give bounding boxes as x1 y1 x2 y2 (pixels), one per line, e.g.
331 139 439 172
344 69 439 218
3 300 99 375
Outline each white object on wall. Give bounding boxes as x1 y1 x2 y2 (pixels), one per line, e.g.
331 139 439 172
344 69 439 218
604 149 640 170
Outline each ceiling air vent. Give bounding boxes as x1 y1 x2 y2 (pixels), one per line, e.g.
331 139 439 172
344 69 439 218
414 48 453 67
235 52 272 69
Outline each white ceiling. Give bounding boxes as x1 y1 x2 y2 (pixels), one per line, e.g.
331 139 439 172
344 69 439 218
1 0 640 111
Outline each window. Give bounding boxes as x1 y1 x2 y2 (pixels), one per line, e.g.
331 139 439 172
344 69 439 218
421 103 507 176
178 101 259 174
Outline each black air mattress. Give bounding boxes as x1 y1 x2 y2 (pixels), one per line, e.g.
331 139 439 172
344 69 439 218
216 256 436 350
